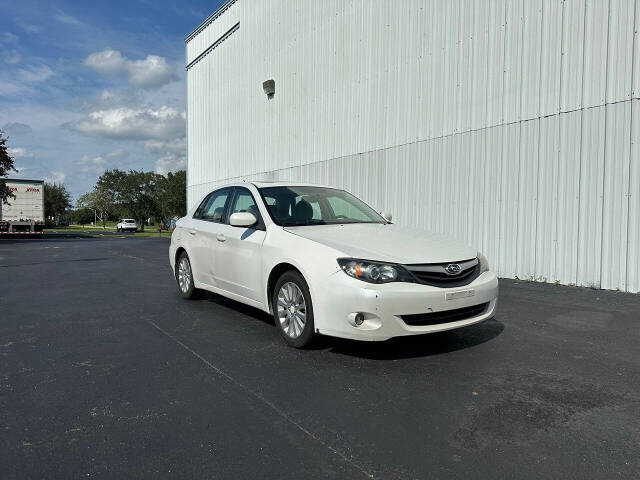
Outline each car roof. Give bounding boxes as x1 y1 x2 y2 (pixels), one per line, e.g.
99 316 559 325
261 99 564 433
218 181 338 189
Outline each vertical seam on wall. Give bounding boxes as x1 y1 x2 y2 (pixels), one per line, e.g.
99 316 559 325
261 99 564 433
626 0 639 291
509 0 526 276
572 1 584 285
547 0 561 282
599 0 613 289
576 0 592 283
536 0 548 282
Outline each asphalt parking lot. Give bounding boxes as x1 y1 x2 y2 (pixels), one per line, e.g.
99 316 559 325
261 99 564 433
1 236 639 479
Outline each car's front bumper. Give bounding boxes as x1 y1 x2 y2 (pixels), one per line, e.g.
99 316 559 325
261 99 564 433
314 270 499 341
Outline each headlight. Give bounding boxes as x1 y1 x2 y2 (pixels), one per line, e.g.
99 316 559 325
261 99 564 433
337 258 413 284
478 252 489 273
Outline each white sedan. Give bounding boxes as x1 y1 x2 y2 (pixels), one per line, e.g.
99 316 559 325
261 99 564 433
169 183 498 347
116 219 138 232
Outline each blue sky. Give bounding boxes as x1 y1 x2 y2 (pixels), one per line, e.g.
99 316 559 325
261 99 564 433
0 0 225 199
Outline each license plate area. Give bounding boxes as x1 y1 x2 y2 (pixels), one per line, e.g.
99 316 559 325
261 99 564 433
445 289 475 301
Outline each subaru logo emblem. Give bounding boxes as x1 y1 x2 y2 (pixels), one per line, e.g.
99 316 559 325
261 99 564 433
445 263 461 275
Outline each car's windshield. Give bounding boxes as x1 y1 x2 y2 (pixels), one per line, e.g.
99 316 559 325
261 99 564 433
124 219 135 223
259 186 386 226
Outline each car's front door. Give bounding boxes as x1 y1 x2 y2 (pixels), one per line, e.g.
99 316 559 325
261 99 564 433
190 188 232 287
213 187 266 303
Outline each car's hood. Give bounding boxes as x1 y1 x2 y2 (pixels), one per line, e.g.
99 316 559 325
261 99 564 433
283 223 477 264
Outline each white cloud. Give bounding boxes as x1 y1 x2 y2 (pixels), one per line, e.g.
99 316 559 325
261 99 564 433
46 171 66 184
76 154 108 173
155 157 185 175
75 149 128 173
4 50 21 64
7 147 33 158
66 106 185 140
85 49 177 89
15 20 40 34
85 49 126 75
1 32 19 44
144 138 185 156
2 122 32 135
144 138 186 174
18 65 53 83
127 56 176 88
76 88 144 112
0 80 24 96
54 12 83 26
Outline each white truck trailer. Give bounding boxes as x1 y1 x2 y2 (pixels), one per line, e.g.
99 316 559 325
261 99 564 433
0 179 45 234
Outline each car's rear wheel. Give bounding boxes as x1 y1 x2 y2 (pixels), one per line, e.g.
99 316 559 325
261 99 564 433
272 271 315 348
176 252 198 299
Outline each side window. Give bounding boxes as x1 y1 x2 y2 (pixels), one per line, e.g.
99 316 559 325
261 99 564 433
193 194 213 219
194 189 231 223
229 188 260 221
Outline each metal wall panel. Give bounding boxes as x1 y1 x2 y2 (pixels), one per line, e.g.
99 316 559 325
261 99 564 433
601 101 632 290
628 100 640 293
186 0 640 292
186 0 240 65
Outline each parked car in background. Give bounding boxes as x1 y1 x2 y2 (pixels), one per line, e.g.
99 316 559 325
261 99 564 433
116 219 138 232
169 183 498 348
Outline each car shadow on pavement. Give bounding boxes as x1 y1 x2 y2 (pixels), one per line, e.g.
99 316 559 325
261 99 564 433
202 291 504 360
202 292 276 326
314 318 505 360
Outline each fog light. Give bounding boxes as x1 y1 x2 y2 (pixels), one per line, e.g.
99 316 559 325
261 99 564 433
354 313 365 326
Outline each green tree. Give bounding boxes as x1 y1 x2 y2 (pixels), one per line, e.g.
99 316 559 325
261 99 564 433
0 129 17 204
156 170 186 224
77 187 115 228
73 207 94 226
96 169 162 231
44 182 72 219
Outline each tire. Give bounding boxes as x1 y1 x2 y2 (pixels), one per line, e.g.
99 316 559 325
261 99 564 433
272 270 315 348
175 252 198 299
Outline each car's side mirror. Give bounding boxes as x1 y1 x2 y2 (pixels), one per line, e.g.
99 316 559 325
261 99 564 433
381 211 393 222
229 212 257 227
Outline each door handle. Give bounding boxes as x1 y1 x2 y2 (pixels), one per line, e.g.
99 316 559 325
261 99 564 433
188 230 196 235
217 233 226 242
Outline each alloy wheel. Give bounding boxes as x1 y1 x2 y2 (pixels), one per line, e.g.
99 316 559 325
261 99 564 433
177 257 192 293
276 282 307 338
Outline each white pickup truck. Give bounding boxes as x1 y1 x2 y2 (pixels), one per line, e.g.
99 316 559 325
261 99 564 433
0 179 45 234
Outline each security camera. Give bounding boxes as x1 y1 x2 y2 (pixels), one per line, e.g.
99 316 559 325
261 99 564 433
263 79 275 99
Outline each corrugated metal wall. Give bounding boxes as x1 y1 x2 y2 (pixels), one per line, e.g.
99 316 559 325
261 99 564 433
186 0 640 293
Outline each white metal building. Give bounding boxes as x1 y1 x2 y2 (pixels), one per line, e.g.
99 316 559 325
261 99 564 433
186 0 640 293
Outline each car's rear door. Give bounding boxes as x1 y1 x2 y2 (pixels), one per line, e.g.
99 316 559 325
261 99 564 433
188 188 233 287
213 187 266 303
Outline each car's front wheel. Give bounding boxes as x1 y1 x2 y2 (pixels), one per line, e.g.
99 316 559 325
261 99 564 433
176 252 198 299
272 271 315 348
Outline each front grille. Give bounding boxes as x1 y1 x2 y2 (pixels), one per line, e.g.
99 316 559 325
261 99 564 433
405 258 480 287
400 302 489 326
